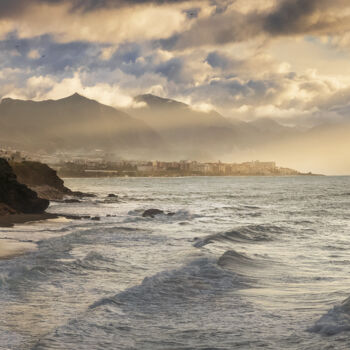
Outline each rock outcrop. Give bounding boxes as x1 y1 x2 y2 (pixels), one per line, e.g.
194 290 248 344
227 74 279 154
10 161 95 200
142 209 165 218
0 158 49 214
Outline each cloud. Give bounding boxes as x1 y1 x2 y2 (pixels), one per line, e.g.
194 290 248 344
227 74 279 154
158 0 350 50
0 1 195 45
27 49 40 59
2 0 350 130
0 0 194 18
2 0 350 49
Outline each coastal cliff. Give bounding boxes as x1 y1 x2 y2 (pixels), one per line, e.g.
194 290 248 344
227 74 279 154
0 158 49 215
10 161 72 200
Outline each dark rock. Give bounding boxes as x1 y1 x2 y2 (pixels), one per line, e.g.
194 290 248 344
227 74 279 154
0 158 49 214
91 216 100 221
0 203 17 216
107 193 118 198
10 161 97 200
63 214 91 220
10 161 71 200
167 212 175 216
142 209 164 218
73 191 96 198
63 199 81 203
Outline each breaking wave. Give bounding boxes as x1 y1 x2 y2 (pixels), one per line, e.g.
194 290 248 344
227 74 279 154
310 296 350 336
90 257 248 311
193 224 281 248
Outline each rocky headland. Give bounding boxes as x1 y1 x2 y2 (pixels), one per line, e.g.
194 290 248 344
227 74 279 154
0 158 99 227
10 160 72 200
0 158 56 227
10 160 94 201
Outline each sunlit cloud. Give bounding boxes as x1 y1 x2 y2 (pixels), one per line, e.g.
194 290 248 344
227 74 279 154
2 0 350 128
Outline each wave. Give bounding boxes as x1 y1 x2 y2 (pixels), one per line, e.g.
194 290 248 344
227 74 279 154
0 225 142 289
218 250 255 268
90 257 247 311
0 249 115 289
193 225 280 248
126 209 200 223
309 296 350 336
338 192 350 197
33 257 251 350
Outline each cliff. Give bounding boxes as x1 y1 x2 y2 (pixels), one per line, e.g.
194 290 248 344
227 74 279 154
0 158 49 214
10 161 72 200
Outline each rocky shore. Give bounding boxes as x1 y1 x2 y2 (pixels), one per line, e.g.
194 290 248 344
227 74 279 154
0 158 82 227
10 160 87 200
0 158 49 214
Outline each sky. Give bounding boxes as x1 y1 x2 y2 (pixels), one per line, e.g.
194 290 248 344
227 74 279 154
2 0 350 126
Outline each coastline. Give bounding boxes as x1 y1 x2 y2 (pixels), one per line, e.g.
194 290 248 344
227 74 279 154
60 174 323 179
0 239 37 260
0 213 59 228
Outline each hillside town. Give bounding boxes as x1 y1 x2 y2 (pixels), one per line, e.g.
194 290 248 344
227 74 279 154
56 159 305 177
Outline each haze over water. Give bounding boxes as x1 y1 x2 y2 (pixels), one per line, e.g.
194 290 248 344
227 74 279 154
1 176 350 349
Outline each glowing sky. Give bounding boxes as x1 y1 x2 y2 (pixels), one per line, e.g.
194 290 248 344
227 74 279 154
2 0 350 126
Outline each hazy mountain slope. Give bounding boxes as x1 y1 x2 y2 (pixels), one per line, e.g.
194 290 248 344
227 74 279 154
129 94 238 160
228 121 350 175
127 94 305 160
0 92 315 165
230 118 301 148
0 93 165 158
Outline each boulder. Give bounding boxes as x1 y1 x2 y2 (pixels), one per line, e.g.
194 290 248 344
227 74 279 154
142 209 164 218
63 198 81 203
72 191 96 198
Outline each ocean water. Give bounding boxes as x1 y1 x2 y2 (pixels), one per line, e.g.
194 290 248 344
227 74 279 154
1 176 350 349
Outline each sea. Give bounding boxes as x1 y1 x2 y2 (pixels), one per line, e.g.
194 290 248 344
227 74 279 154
1 176 350 350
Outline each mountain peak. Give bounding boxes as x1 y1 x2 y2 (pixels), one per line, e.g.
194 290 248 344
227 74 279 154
64 92 89 101
135 94 188 109
1 97 16 105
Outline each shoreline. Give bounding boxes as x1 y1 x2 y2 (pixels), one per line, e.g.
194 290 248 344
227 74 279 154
0 239 37 260
60 174 324 179
0 213 59 228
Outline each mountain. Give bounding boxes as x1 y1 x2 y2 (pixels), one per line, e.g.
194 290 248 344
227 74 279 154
0 93 165 158
0 92 309 164
228 119 350 175
129 95 301 159
229 117 300 148
129 94 238 160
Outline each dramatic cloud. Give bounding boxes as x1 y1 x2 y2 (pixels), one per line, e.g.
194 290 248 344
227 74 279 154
2 0 350 128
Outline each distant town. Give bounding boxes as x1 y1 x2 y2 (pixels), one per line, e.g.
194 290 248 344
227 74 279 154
0 148 314 177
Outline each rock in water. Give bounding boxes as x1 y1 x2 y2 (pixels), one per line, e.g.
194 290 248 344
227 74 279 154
63 199 81 203
142 209 164 218
0 158 49 214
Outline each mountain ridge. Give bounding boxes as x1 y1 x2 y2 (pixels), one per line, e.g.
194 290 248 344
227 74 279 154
0 93 166 158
